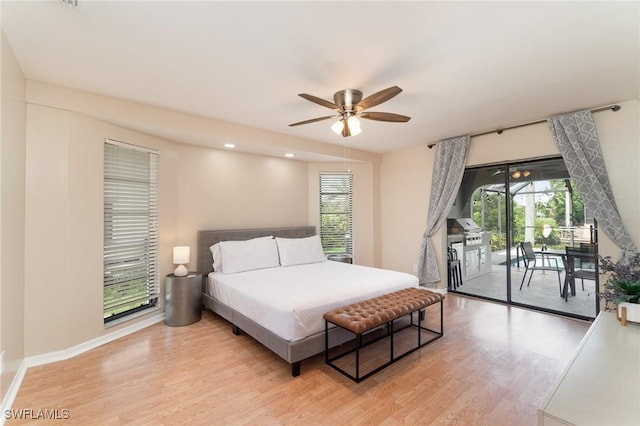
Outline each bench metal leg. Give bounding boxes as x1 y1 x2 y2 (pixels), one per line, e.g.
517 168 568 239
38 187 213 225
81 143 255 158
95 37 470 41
325 300 444 383
355 334 361 380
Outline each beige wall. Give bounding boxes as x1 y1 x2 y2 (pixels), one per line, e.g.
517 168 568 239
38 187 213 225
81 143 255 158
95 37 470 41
22 103 319 356
307 161 379 267
25 81 380 166
379 146 433 274
21 90 320 356
0 29 26 401
24 105 180 356
175 143 310 266
380 99 640 285
591 101 640 255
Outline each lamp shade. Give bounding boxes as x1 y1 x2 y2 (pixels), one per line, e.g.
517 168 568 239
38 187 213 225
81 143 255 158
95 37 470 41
349 125 362 136
347 116 361 133
173 246 190 265
331 119 344 135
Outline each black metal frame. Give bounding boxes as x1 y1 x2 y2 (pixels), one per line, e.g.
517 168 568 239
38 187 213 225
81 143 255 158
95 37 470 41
324 299 444 383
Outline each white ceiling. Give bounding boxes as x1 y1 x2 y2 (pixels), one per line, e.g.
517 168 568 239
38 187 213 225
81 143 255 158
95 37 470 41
3 1 639 158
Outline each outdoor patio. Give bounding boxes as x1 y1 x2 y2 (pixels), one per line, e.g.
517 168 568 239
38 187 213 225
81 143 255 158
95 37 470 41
451 248 598 319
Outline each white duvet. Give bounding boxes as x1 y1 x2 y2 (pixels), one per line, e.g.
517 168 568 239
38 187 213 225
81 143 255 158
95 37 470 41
208 260 418 341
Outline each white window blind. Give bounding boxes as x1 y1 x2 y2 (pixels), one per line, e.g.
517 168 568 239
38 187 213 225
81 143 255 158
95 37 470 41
319 173 353 255
104 140 159 322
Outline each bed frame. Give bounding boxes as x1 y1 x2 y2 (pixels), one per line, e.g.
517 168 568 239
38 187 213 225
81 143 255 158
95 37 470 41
197 226 356 377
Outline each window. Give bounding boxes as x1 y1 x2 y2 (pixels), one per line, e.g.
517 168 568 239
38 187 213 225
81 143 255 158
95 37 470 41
319 173 353 255
103 140 159 323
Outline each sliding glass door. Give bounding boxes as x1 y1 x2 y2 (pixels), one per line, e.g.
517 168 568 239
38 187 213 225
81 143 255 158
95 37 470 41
447 157 599 320
447 165 509 302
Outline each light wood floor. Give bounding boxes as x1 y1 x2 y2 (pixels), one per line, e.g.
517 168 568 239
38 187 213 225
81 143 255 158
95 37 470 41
9 294 590 425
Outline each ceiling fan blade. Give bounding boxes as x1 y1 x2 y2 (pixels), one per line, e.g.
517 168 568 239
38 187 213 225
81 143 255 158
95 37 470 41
298 93 342 111
360 111 411 122
356 86 402 111
289 115 336 127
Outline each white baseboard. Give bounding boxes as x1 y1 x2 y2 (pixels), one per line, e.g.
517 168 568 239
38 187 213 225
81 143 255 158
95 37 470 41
24 313 164 368
0 312 164 423
0 360 27 426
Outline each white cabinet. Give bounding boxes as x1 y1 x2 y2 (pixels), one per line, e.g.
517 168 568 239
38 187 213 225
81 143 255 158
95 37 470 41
465 248 479 276
538 312 640 425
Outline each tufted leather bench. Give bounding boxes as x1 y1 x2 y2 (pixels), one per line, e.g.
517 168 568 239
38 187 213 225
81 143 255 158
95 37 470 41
323 287 444 382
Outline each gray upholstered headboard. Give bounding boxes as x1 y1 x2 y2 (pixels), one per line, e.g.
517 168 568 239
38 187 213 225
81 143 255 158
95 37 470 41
197 226 316 275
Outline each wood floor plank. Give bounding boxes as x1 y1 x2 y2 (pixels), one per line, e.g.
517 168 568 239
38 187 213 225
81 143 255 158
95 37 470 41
7 294 589 425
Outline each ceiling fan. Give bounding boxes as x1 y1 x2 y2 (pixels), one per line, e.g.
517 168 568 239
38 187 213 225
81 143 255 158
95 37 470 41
289 86 411 137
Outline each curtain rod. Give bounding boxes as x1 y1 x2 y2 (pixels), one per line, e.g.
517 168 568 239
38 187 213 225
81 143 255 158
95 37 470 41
427 104 621 149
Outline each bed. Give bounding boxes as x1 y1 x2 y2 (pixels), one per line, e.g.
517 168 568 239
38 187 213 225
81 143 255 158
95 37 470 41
197 226 419 376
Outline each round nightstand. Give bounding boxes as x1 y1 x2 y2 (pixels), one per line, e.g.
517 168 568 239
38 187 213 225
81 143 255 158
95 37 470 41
164 273 203 326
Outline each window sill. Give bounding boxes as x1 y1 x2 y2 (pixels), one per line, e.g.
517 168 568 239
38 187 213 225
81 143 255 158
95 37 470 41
104 306 161 329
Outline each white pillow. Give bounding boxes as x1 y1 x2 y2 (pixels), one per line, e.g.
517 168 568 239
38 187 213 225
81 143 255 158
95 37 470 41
209 242 224 272
210 236 273 272
219 237 280 273
276 235 326 267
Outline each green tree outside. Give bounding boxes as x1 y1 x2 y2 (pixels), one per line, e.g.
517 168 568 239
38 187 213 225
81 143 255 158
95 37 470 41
472 179 585 251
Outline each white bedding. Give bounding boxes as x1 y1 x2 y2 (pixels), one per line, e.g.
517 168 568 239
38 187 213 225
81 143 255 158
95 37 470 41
207 260 418 341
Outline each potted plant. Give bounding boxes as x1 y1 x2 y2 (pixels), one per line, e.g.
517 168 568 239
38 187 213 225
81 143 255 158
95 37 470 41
599 250 640 324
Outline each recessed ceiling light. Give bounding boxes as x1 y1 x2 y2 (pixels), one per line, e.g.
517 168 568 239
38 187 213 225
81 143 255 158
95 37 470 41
285 153 295 158
224 143 235 148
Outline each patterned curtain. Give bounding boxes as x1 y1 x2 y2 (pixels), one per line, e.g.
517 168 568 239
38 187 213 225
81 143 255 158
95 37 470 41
417 135 470 286
547 110 636 251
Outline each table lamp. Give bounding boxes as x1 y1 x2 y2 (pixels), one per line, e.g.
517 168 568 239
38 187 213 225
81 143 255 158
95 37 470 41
173 246 190 277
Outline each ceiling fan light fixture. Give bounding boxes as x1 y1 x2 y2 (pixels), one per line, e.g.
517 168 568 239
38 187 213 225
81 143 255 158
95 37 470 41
523 170 531 177
331 119 344 135
290 86 410 137
512 170 522 179
347 115 361 135
331 115 362 136
346 115 362 136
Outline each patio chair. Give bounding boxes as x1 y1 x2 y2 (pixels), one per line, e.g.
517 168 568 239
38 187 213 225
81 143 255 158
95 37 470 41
447 247 462 290
578 243 596 269
519 241 563 295
563 247 597 302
